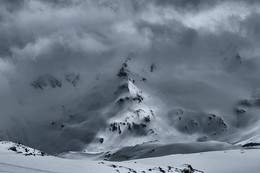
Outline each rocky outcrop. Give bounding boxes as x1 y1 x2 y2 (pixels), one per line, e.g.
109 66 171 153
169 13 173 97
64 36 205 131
65 73 80 87
31 74 62 89
169 109 228 136
31 73 80 89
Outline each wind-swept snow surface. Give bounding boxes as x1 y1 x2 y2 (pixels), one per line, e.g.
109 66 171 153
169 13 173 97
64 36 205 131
1 141 260 173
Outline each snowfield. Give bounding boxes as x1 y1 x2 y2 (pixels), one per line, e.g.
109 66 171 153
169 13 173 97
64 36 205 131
1 140 260 173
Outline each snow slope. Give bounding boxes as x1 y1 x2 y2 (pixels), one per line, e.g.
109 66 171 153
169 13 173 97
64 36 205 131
136 149 260 173
1 140 260 173
0 140 203 173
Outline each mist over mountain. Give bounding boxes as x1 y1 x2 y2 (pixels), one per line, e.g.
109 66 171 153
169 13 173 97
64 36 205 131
1 1 260 172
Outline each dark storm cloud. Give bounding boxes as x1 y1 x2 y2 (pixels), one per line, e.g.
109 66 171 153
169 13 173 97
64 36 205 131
0 0 260 97
0 0 260 91
149 0 260 11
0 0 25 10
149 0 221 12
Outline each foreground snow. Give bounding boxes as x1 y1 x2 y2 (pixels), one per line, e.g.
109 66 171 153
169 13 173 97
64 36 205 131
136 149 260 173
1 141 260 173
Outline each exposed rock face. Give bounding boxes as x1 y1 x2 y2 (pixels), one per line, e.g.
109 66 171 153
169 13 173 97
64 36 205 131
150 63 156 72
1 141 47 156
31 74 62 89
65 73 80 87
242 142 260 148
117 63 129 77
168 109 228 136
238 99 260 107
31 73 80 89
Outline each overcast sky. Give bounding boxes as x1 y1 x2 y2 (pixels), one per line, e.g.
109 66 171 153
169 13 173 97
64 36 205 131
1 0 260 75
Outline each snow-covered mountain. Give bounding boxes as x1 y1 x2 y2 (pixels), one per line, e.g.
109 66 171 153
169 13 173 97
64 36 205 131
1 56 260 157
1 53 260 173
1 50 260 173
